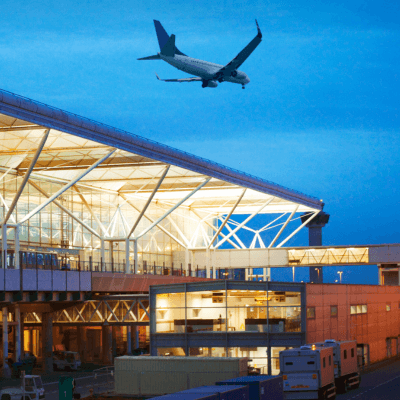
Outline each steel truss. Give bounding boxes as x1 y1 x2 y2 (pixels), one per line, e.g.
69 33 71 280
23 298 150 326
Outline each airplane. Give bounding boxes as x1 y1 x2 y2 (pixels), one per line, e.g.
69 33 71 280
138 20 262 89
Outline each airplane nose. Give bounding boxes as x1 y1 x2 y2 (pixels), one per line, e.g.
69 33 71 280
245 76 250 84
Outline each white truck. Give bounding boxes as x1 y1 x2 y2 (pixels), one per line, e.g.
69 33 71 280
0 375 45 400
280 345 336 400
314 339 360 393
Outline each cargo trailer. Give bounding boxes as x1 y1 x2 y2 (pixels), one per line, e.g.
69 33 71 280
279 345 336 399
177 384 249 400
216 375 284 400
150 393 218 400
313 339 360 393
114 356 248 397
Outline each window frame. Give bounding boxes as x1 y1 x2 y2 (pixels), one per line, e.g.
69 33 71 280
330 305 338 317
307 307 316 319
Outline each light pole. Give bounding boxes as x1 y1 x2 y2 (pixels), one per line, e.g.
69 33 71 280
314 268 320 281
337 270 343 283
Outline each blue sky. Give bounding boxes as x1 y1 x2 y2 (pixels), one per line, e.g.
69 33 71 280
1 0 399 284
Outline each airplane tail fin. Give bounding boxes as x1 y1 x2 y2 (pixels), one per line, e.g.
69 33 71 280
160 34 176 57
154 20 170 51
154 20 187 56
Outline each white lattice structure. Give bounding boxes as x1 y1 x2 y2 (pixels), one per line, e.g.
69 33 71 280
0 88 324 277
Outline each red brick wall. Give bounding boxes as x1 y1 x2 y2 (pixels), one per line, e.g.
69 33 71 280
306 283 400 363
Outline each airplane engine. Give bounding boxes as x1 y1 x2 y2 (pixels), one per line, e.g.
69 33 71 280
202 80 218 88
231 70 238 77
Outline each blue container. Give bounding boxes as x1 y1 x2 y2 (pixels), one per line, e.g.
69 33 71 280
216 375 284 400
150 393 218 400
177 384 249 400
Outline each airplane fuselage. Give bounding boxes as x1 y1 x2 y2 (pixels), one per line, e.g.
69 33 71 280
160 53 250 85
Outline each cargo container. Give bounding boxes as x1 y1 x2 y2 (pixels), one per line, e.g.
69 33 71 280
150 393 218 400
279 345 336 399
313 339 360 393
114 356 248 397
177 384 249 400
216 375 284 400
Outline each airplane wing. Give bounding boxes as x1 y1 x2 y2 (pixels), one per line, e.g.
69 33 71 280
156 73 202 83
213 20 262 80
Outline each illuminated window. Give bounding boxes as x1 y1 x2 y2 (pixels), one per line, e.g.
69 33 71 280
386 304 391 312
330 306 338 317
307 307 315 319
351 304 367 315
362 305 368 314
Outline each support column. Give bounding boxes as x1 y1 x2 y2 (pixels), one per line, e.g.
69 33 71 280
102 325 112 364
126 326 132 355
133 240 138 274
15 305 21 362
206 248 211 279
133 326 139 349
125 239 130 274
185 248 189 276
15 225 20 269
77 327 87 363
101 239 105 271
42 313 53 373
110 241 114 271
2 307 10 378
263 267 267 282
301 212 330 284
267 346 272 376
2 224 7 269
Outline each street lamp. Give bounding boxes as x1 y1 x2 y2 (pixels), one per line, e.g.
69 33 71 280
314 268 320 281
337 271 343 283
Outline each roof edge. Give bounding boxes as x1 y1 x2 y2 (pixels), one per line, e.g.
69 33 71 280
0 88 323 210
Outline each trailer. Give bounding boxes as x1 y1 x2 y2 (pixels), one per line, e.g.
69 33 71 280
280 345 336 400
313 340 360 393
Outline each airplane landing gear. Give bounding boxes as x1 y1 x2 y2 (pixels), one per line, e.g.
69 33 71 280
242 85 245 89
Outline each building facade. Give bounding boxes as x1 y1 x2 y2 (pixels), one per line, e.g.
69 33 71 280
150 281 400 375
150 280 306 375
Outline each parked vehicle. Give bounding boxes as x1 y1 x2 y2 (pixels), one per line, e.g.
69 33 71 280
64 352 81 371
280 345 336 400
0 375 45 400
53 351 81 371
313 340 360 393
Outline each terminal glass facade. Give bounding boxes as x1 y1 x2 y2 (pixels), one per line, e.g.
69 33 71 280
150 281 306 375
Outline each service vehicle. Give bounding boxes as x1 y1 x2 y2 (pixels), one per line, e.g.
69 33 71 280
64 352 81 371
280 345 336 400
0 375 45 400
313 340 360 393
53 351 81 371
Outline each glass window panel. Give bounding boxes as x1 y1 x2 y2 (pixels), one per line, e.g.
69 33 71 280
227 289 266 307
156 308 185 333
157 347 186 356
350 306 357 315
330 306 338 317
362 305 367 314
186 308 226 332
187 291 225 308
307 307 315 319
189 347 226 357
356 305 362 314
156 293 185 309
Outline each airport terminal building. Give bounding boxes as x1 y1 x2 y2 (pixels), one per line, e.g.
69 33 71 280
0 88 399 375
